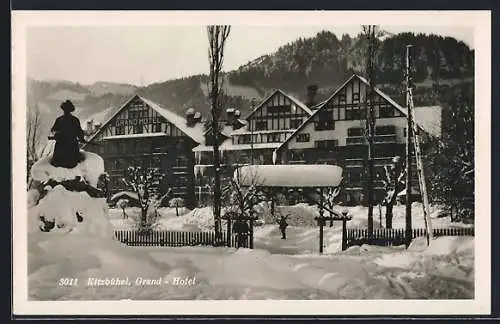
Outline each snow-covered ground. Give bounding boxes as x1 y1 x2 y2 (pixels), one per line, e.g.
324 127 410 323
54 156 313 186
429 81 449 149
26 151 475 301
29 199 474 300
28 231 473 300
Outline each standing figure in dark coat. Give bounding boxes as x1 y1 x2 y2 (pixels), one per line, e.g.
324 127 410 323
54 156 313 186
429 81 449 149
277 214 289 240
50 100 86 168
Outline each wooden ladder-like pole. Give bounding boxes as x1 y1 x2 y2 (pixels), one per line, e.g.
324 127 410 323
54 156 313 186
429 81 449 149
407 87 434 245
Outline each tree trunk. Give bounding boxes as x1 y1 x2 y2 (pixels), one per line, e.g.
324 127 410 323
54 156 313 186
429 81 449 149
176 206 179 217
141 208 147 226
385 204 394 229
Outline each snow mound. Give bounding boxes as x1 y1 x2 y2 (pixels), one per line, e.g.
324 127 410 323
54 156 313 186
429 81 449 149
29 184 114 238
28 150 114 238
154 207 221 232
30 150 104 187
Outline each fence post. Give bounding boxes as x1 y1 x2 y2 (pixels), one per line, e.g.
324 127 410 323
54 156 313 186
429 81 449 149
227 218 232 247
249 220 254 249
341 219 348 251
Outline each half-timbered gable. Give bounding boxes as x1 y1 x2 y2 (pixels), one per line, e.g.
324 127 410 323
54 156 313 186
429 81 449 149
84 95 203 208
273 74 441 204
277 74 408 155
230 90 313 147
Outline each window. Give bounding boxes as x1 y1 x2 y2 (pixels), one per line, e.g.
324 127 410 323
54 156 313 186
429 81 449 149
174 157 188 168
346 107 365 120
339 91 346 103
267 133 281 143
376 125 396 135
255 120 267 131
243 134 251 144
176 176 189 187
353 93 360 102
290 150 305 161
315 120 335 130
347 168 363 186
291 119 303 128
113 160 120 170
315 140 338 149
314 110 335 130
296 133 310 142
347 127 364 137
379 105 395 118
267 105 291 115
154 123 162 133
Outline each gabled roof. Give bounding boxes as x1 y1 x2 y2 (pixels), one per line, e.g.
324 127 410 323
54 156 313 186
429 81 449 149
140 97 205 143
276 74 441 152
84 95 205 146
244 89 313 120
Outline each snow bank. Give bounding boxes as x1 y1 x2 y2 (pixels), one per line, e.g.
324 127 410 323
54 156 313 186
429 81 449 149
28 150 114 238
30 150 104 187
28 230 474 300
153 207 224 232
30 185 114 238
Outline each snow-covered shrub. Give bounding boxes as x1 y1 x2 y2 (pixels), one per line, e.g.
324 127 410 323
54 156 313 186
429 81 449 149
121 166 164 228
169 197 185 217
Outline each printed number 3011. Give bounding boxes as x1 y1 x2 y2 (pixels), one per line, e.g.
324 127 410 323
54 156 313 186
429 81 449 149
58 278 78 286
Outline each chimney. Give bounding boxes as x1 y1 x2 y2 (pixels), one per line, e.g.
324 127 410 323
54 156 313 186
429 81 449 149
193 112 202 123
306 85 318 108
86 120 94 134
185 108 195 127
225 108 236 126
233 110 244 130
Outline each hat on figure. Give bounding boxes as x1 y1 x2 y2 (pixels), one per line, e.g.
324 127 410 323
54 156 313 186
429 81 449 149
60 100 75 113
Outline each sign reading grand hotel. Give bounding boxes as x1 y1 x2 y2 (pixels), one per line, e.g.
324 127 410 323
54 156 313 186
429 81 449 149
115 117 161 127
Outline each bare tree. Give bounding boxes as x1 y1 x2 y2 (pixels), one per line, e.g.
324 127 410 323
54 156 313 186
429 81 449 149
207 25 231 239
361 25 385 239
27 104 42 177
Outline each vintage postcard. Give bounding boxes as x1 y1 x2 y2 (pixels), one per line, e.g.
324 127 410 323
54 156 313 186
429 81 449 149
12 10 491 316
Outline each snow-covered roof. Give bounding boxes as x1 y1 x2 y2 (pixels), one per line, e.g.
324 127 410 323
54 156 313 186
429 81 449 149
236 164 343 188
110 191 139 202
103 132 167 140
230 128 296 136
276 74 442 152
139 96 205 143
84 95 205 147
403 105 442 138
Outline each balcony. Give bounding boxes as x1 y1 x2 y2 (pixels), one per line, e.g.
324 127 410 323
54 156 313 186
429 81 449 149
374 134 397 144
346 134 397 145
346 136 365 145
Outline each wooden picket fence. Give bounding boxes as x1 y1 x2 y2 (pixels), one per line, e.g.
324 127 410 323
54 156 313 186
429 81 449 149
114 229 250 248
345 227 475 249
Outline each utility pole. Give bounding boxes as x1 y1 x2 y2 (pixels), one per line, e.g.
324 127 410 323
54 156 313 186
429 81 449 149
364 25 377 240
250 120 254 165
405 44 414 247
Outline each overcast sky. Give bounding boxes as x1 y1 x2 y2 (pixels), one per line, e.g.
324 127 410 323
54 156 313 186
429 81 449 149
26 25 474 86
